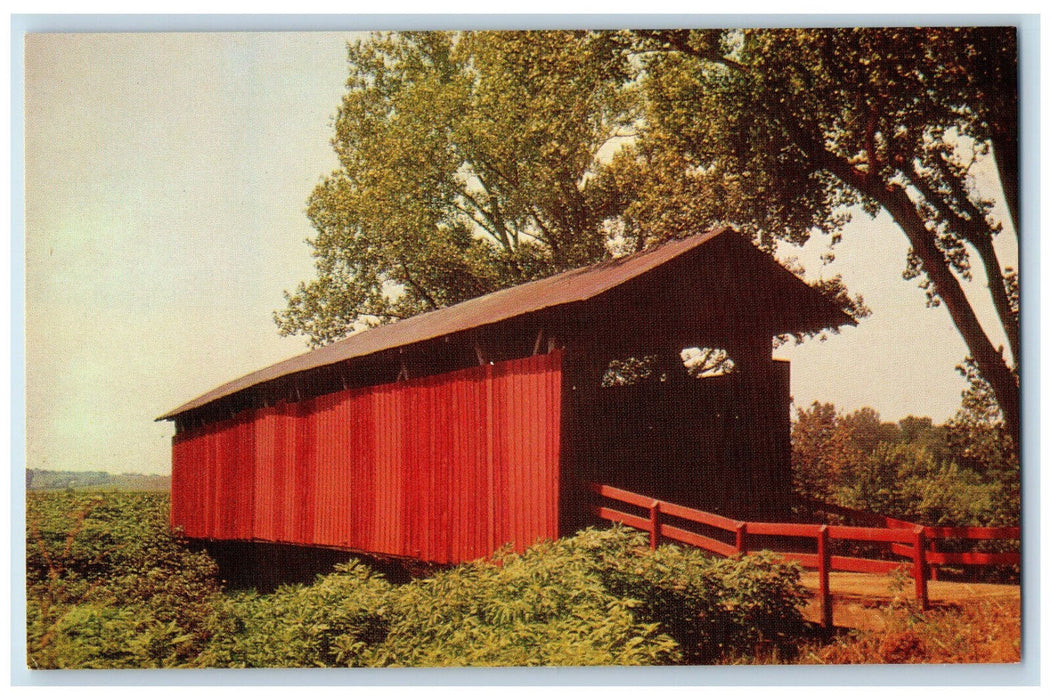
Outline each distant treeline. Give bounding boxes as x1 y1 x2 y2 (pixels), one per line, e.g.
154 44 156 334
792 402 1018 529
26 469 170 492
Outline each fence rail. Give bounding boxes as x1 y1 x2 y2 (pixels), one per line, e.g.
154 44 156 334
588 482 1020 628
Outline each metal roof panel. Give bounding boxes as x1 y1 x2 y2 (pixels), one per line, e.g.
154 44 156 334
159 227 853 420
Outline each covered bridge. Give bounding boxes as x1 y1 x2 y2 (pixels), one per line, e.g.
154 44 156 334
160 226 854 565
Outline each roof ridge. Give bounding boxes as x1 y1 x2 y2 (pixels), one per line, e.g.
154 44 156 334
159 225 848 422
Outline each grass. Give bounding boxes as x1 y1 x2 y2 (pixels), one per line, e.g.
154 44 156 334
808 598 1020 664
724 597 1021 665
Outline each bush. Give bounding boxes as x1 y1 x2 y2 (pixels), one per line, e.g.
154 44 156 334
599 538 809 663
203 527 808 668
26 492 232 669
199 561 391 668
791 400 1019 530
834 442 1015 528
804 598 1020 664
370 527 807 666
26 493 810 668
368 528 681 666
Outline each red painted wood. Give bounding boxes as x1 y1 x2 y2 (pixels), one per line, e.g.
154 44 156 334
889 542 915 559
590 482 1018 628
913 528 930 610
925 551 1021 566
588 484 745 531
170 352 563 564
923 526 1021 540
745 521 823 538
828 556 905 574
592 505 651 532
798 497 918 530
657 500 743 531
171 431 200 536
588 483 658 509
827 525 915 543
776 552 820 568
648 501 661 550
817 525 831 628
658 524 738 557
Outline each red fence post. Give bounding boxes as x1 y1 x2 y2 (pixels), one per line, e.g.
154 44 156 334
735 522 748 555
912 526 930 611
649 500 661 550
927 538 939 581
817 524 832 628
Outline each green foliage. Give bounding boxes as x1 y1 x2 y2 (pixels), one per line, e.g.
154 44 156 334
26 492 232 669
365 527 805 667
836 443 1004 527
26 469 170 492
791 400 1019 528
602 348 737 387
280 27 1019 444
276 29 867 351
276 31 635 347
945 358 1017 469
624 27 1019 443
791 402 864 501
599 541 807 663
370 529 679 666
26 499 809 669
199 561 391 668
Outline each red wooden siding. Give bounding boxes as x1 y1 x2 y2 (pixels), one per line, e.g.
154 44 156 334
171 352 562 564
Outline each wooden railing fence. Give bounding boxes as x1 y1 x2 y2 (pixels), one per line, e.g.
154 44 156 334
588 482 1020 628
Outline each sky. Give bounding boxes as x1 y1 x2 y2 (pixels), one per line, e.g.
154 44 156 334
22 31 1019 476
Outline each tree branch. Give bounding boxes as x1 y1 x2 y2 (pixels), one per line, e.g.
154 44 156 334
772 124 1019 445
906 159 1020 363
972 235 1020 364
906 161 983 242
873 182 1020 448
932 154 989 236
398 260 439 310
456 189 512 250
529 207 562 261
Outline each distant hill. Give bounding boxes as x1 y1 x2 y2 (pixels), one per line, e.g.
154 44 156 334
26 469 170 492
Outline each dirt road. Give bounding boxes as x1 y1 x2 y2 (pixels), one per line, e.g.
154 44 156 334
798 571 1021 630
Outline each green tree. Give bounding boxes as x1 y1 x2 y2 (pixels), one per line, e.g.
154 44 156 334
836 442 1004 527
279 28 1019 449
838 406 901 455
623 27 1020 447
791 401 860 501
277 30 865 351
275 31 634 347
945 358 1018 478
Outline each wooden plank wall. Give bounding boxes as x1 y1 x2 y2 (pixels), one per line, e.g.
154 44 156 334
170 352 563 564
562 359 792 521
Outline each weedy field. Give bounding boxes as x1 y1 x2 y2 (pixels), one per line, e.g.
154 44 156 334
24 491 1019 669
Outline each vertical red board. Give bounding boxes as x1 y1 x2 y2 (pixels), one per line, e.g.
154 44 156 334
252 406 277 542
295 398 316 545
169 351 563 563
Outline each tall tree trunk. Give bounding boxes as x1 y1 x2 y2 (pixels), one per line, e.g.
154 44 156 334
990 131 1019 239
978 27 1020 237
878 184 1021 450
814 148 1021 451
972 235 1020 364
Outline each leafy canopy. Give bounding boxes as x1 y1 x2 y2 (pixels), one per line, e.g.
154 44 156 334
275 31 634 347
623 27 1019 446
279 28 1018 446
